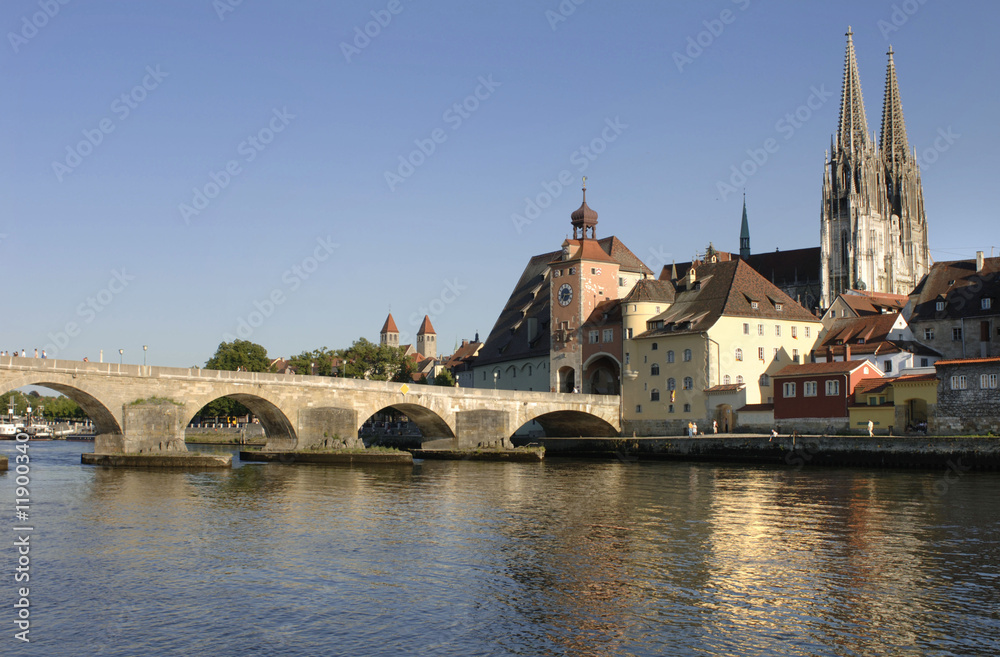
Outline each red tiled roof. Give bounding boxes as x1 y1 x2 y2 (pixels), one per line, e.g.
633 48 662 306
822 313 901 347
775 360 881 377
417 315 436 335
622 279 676 304
381 313 399 334
853 378 891 395
935 357 1000 366
705 384 745 393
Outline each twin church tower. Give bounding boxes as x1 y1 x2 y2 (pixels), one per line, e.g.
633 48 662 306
820 28 930 307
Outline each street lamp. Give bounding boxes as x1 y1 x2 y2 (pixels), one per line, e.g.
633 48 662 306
143 345 148 366
493 371 498 390
119 349 124 365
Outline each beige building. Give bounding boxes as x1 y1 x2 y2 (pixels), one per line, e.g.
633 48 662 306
622 259 823 435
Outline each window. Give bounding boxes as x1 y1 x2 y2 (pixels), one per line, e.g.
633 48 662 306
683 403 691 412
603 329 613 342
735 348 743 361
830 310 837 318
951 375 967 390
783 382 796 397
825 380 840 396
936 301 945 311
589 330 599 344
683 376 693 390
668 404 675 413
667 350 675 363
751 301 759 309
736 375 744 384
953 328 963 341
758 347 765 360
983 298 993 310
625 352 630 365
627 328 633 339
743 323 750 335
651 364 660 376
791 326 797 339
775 325 781 337
667 377 676 391
805 327 811 338
775 303 783 311
569 267 576 275
774 348 780 361
635 405 642 413
759 373 770 387
924 328 934 340
792 349 799 362
723 374 731 385
883 360 892 373
651 389 660 401
619 277 625 286
804 381 817 396
981 374 998 389
652 342 658 351
920 358 929 367
758 324 764 336
684 349 692 362
554 270 561 278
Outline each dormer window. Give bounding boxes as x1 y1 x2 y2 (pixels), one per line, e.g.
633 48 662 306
936 301 945 311
983 298 993 310
775 303 783 311
751 301 759 309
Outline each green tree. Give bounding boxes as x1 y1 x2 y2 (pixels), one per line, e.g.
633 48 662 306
339 338 416 382
285 347 338 376
199 340 270 419
205 339 271 372
433 369 455 386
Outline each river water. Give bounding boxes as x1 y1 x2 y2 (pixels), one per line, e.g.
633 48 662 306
1 441 998 656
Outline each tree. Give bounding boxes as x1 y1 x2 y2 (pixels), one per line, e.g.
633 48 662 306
339 338 416 382
199 340 270 419
205 340 270 372
433 369 456 386
285 347 338 376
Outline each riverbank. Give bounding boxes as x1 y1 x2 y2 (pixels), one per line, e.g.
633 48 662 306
539 435 1000 470
410 447 544 462
240 448 413 465
81 452 233 468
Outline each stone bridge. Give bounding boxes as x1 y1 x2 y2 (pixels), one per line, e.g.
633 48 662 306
0 357 621 453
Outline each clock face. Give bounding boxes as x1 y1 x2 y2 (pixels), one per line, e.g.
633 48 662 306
558 283 573 306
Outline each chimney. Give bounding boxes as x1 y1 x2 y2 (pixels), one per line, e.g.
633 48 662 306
977 251 985 272
844 344 852 361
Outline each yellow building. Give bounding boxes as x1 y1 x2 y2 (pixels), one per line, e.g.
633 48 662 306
848 373 937 434
622 259 823 435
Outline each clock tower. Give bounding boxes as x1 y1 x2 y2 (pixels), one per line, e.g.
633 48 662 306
549 180 621 392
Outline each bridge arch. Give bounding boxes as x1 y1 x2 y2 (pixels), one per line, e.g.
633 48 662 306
516 409 618 439
358 402 456 444
184 392 297 448
0 375 122 436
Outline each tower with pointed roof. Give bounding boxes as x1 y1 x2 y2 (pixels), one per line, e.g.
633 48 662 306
820 28 930 308
416 315 436 360
380 313 399 347
739 195 751 260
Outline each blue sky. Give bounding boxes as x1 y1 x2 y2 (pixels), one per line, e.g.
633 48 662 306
3 0 998 367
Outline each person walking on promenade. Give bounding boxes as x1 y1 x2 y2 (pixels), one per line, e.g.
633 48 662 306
868 420 874 437
713 419 718 434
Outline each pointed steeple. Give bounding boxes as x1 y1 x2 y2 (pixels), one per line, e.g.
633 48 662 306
739 193 750 260
570 177 598 240
837 27 869 153
380 313 399 346
880 45 909 167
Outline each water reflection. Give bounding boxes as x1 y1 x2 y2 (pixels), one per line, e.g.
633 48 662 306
1 442 998 656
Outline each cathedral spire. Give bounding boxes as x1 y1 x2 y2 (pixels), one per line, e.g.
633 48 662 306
739 193 750 259
837 27 869 153
880 45 909 167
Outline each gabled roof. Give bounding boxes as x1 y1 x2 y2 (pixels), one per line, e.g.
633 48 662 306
583 299 622 327
909 257 1000 321
658 247 821 292
636 259 819 339
705 384 745 393
838 290 907 315
775 360 881 378
853 378 891 396
381 313 399 334
622 279 675 304
822 313 900 346
417 315 436 335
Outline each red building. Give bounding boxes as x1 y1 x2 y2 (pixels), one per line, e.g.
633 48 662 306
773 360 884 425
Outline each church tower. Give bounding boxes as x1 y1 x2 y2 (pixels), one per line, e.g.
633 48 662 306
739 194 751 260
416 315 436 359
380 313 399 347
820 29 929 308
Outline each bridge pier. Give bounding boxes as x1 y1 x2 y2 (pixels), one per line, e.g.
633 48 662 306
96 401 187 454
291 407 363 450
455 410 512 449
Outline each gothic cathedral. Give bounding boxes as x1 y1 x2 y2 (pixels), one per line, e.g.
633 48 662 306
820 28 930 308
